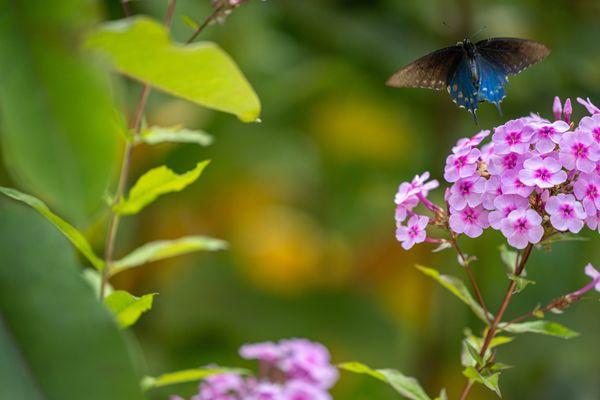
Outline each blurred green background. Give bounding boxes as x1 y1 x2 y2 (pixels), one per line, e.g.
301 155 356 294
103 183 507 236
2 0 600 399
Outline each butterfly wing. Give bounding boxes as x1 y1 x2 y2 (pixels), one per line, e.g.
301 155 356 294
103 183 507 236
475 38 550 76
447 56 479 116
387 46 462 90
476 54 507 108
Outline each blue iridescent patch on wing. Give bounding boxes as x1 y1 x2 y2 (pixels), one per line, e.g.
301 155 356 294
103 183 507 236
448 58 479 115
476 55 507 106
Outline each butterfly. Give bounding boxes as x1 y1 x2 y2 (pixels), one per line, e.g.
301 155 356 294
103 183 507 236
387 38 550 123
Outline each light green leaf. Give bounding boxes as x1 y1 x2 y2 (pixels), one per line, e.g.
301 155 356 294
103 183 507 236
507 273 535 294
0 1 120 225
85 17 261 122
111 236 228 276
434 389 448 400
82 269 113 297
0 201 143 399
502 320 579 339
0 187 104 270
339 362 431 400
137 125 213 147
141 367 249 391
114 160 210 215
104 291 156 328
463 367 501 397
415 265 490 323
461 340 484 368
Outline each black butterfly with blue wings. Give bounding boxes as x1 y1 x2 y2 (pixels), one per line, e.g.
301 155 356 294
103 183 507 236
387 38 550 123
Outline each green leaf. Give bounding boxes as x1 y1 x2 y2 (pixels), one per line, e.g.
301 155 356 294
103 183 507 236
82 269 113 297
339 362 431 400
104 290 156 328
0 187 105 270
0 1 120 225
461 340 484 368
538 232 588 246
502 320 579 338
141 367 249 391
415 265 490 323
85 17 261 122
111 236 227 276
463 367 501 397
137 125 213 147
0 200 143 399
507 273 535 294
114 160 210 215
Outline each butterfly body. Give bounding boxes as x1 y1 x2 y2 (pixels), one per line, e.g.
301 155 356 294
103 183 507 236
387 38 550 122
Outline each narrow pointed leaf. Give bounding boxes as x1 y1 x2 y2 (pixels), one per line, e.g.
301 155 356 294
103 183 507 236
339 362 431 400
502 320 579 338
463 367 501 397
0 187 104 270
507 273 535 294
114 160 210 215
141 367 249 391
85 17 261 122
111 236 227 276
104 291 156 328
415 265 490 323
137 125 213 147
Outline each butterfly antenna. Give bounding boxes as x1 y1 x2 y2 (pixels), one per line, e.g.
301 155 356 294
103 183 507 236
471 25 487 40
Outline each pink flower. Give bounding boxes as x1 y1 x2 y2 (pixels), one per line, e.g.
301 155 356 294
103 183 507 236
283 380 332 400
501 170 534 197
394 172 439 222
482 175 503 210
531 120 570 153
488 194 530 229
197 373 247 400
578 114 600 144
277 339 338 390
545 194 586 233
444 147 480 182
573 173 600 215
487 152 526 175
449 205 489 238
240 342 281 363
564 98 572 123
584 264 600 292
518 155 567 188
447 176 486 210
452 130 490 154
577 97 600 115
500 209 544 249
247 382 283 400
553 96 563 120
559 130 600 173
492 119 534 154
396 215 429 250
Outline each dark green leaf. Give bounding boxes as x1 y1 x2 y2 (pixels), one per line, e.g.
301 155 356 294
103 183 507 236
0 1 120 224
0 187 105 270
0 201 143 399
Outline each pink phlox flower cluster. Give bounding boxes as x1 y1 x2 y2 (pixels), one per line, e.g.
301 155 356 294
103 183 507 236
173 339 337 400
394 96 600 250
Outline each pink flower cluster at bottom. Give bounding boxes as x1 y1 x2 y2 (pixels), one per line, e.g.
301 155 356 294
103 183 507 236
172 339 338 400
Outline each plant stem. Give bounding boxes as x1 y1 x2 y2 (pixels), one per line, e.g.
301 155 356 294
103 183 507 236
99 0 177 299
458 243 533 400
186 0 253 44
450 236 492 326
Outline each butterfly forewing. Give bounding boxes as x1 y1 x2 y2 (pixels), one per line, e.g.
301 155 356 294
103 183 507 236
475 38 550 76
386 46 462 90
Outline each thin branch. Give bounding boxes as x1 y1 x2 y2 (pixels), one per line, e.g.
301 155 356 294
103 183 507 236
458 243 533 400
186 0 253 44
450 235 492 326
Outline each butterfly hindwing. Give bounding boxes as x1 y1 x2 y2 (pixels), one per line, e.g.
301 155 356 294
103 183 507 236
475 38 550 76
447 57 479 115
476 55 507 106
387 46 462 90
